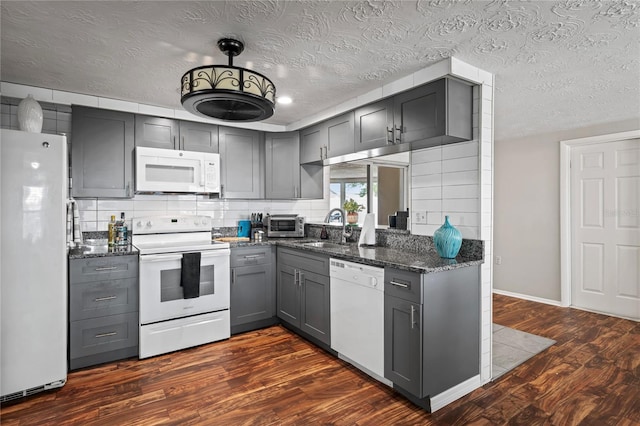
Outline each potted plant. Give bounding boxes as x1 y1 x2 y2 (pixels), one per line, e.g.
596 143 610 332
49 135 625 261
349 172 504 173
343 198 364 224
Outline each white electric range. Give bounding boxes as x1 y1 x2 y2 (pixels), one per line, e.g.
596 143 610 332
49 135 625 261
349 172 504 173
132 215 230 358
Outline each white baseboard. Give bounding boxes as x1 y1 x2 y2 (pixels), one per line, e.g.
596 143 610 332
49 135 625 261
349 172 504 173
430 375 481 412
492 289 562 307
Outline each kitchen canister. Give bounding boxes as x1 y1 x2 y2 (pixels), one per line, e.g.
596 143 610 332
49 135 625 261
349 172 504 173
17 94 43 133
433 215 462 259
237 220 251 238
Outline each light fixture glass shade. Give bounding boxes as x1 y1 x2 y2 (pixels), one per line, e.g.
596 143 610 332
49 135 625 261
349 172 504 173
181 65 276 122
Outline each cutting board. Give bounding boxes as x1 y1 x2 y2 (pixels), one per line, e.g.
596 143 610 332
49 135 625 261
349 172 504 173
214 237 250 242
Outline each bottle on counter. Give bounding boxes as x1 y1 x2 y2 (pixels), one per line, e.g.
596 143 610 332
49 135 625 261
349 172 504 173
115 212 128 246
108 215 116 246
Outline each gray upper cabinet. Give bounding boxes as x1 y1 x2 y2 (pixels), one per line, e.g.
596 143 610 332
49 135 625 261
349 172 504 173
135 115 218 152
299 112 355 164
394 78 472 148
354 78 472 153
71 106 134 198
265 132 301 199
179 121 219 152
325 112 355 159
134 115 178 149
299 122 326 164
218 126 263 199
355 98 395 151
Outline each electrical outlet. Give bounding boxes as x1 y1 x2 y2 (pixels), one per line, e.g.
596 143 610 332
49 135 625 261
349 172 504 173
413 211 427 224
495 256 502 265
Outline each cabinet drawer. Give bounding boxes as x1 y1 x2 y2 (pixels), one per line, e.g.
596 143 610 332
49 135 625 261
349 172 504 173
70 277 138 321
278 247 329 276
69 312 139 359
230 246 272 267
384 267 421 303
70 255 138 283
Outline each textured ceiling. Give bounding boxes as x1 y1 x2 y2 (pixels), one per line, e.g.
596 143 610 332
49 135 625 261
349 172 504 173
1 1 639 140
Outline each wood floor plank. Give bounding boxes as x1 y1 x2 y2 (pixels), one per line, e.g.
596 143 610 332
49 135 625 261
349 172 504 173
2 294 639 425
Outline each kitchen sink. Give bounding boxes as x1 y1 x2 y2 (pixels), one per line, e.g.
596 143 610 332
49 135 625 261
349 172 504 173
301 241 346 249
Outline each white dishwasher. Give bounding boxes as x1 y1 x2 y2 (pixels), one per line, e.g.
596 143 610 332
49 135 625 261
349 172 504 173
330 258 392 386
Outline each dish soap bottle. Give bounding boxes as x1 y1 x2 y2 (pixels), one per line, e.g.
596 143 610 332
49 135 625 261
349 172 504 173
320 225 328 240
108 215 116 246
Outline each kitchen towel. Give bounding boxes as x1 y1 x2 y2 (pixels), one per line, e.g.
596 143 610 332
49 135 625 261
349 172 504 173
180 252 201 299
358 213 376 246
66 198 82 248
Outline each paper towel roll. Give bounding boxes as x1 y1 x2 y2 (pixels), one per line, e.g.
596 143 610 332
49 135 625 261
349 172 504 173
358 213 376 246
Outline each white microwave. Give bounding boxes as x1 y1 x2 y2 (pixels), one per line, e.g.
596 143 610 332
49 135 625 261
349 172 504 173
135 146 220 194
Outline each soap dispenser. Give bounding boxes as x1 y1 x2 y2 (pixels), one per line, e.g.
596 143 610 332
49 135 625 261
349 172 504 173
320 225 328 240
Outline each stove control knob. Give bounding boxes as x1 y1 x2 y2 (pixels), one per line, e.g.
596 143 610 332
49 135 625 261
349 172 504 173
146 220 153 227
194 219 200 226
136 221 143 228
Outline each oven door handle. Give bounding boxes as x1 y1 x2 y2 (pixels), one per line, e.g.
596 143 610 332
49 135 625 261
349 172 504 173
139 250 230 263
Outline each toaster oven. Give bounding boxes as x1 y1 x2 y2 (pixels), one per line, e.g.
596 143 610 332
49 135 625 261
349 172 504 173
265 214 305 238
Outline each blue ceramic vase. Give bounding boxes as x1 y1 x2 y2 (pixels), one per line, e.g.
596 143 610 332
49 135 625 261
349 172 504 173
433 216 462 259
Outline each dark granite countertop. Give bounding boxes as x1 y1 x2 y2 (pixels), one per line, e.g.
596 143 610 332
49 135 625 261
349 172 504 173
69 227 483 273
226 237 483 273
68 244 138 259
275 239 482 273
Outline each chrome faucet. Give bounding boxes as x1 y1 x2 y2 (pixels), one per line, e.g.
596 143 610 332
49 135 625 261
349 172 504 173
325 208 352 244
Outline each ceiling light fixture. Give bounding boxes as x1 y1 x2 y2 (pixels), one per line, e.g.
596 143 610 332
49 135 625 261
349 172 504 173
181 38 276 122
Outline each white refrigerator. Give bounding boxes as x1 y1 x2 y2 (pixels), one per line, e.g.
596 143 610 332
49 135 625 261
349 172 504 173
1 129 68 400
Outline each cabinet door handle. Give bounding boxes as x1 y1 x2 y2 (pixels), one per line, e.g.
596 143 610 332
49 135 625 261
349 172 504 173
220 184 224 198
126 182 131 197
94 295 117 302
94 266 118 271
387 127 393 144
95 331 117 338
182 136 185 150
294 269 299 286
410 305 415 329
319 147 323 160
324 146 328 159
390 280 408 288
231 268 236 284
395 125 402 144
299 272 304 286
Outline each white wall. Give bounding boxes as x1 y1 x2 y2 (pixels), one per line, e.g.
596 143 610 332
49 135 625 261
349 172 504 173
76 173 331 232
493 118 640 302
411 140 480 238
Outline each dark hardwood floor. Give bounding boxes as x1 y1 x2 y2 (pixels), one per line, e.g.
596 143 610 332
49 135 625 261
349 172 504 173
1 294 639 425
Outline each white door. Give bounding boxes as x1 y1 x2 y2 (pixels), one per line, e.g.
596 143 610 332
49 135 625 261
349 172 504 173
571 139 640 319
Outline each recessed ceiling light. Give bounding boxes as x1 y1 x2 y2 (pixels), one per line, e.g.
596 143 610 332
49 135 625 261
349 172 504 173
277 96 292 105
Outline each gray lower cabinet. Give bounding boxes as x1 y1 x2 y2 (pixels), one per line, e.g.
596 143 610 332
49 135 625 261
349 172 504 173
71 106 135 198
219 126 263 198
69 255 139 370
230 246 277 334
276 247 331 345
384 265 480 404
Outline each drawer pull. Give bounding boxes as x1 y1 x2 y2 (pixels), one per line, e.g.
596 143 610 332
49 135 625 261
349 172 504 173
390 280 409 288
94 266 118 271
411 305 416 329
94 295 117 302
243 255 261 259
95 331 117 338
